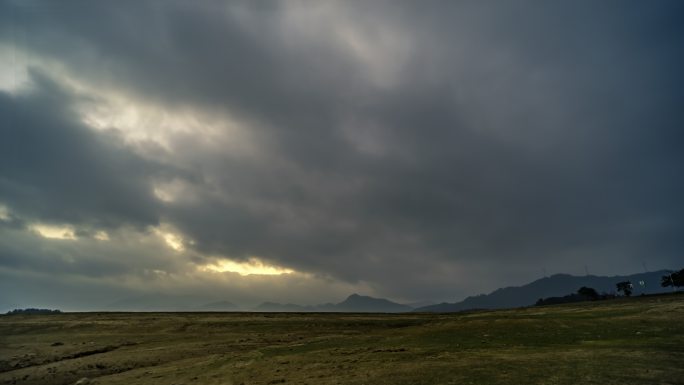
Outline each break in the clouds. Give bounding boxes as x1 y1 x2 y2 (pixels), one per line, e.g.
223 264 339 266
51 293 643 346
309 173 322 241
1 1 683 310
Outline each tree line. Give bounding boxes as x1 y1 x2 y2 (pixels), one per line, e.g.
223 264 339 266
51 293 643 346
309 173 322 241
4 308 62 315
536 268 683 306
616 268 684 296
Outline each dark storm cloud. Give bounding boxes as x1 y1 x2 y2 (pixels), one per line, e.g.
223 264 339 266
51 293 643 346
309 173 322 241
0 69 176 229
1 1 683 302
0 228 130 278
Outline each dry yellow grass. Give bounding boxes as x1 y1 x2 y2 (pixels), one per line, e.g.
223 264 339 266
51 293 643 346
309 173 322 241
1 294 683 385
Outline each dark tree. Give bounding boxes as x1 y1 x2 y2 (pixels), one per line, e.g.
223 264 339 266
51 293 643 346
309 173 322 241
5 308 61 315
616 281 633 297
535 294 584 306
577 286 599 300
661 268 684 289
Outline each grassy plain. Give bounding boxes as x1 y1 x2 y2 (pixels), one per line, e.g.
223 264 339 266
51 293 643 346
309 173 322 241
1 294 683 385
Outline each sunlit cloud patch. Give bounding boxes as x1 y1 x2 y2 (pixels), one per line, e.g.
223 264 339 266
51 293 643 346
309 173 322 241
200 257 295 276
29 223 77 240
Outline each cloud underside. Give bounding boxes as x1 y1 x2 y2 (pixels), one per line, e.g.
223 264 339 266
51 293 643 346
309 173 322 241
1 1 683 309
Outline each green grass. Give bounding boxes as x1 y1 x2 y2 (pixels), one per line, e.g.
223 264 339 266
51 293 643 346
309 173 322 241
1 294 683 385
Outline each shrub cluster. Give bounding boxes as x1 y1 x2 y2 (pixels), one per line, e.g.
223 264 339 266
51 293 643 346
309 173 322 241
5 308 62 315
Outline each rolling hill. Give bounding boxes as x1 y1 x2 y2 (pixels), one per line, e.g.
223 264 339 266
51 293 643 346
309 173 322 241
415 270 672 312
253 294 412 313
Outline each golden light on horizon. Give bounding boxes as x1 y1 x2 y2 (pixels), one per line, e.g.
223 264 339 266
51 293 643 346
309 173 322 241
200 257 295 276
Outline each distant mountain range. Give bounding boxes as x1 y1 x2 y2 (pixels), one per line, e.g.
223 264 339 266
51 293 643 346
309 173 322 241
104 293 416 313
198 300 239 311
106 294 200 312
253 294 413 313
101 270 676 313
414 270 672 312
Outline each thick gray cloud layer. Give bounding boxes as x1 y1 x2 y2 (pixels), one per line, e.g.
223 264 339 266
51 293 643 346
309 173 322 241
0 70 171 229
1 1 683 308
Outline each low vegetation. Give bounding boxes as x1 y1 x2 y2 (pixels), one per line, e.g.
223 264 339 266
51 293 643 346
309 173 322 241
661 268 684 289
535 269 683 306
1 294 683 385
535 286 615 306
5 309 62 316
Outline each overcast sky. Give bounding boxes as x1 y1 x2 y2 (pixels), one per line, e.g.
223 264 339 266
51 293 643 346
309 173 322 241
1 0 682 311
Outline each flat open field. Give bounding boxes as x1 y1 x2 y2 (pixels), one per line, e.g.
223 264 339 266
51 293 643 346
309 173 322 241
1 295 683 385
